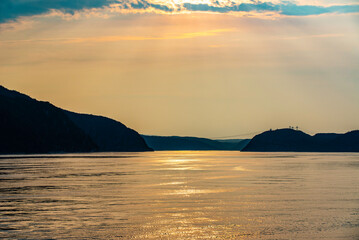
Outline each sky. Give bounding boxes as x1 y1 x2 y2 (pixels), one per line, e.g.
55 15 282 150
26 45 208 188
0 0 359 138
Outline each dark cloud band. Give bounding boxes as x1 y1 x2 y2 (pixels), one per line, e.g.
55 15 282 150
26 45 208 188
1 0 359 23
0 0 113 23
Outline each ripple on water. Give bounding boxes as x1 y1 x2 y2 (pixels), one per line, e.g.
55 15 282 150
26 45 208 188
0 151 358 239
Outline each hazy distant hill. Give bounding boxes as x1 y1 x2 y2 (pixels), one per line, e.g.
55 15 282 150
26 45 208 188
142 135 250 151
0 85 152 153
242 128 359 152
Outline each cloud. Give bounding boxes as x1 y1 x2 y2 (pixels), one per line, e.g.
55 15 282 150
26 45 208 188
0 0 113 23
66 28 234 43
0 28 234 44
280 2 359 16
1 0 359 23
182 1 359 16
128 1 175 12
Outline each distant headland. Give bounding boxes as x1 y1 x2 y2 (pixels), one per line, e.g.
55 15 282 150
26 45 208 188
242 128 359 152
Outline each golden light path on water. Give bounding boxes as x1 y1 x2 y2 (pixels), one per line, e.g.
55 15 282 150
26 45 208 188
0 151 359 239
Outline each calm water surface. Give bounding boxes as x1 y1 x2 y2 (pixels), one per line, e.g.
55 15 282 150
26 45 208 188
0 151 358 239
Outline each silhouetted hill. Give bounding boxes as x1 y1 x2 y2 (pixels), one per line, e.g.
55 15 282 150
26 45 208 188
142 135 249 151
0 85 152 153
0 86 97 154
65 111 152 152
330 131 359 152
242 128 359 152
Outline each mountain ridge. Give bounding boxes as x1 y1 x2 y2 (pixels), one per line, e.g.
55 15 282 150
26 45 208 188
142 135 250 151
0 85 152 154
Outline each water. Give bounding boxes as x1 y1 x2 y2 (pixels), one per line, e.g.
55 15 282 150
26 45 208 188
0 151 358 239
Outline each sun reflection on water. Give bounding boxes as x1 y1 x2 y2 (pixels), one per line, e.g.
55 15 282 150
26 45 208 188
165 187 236 196
1 151 359 239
